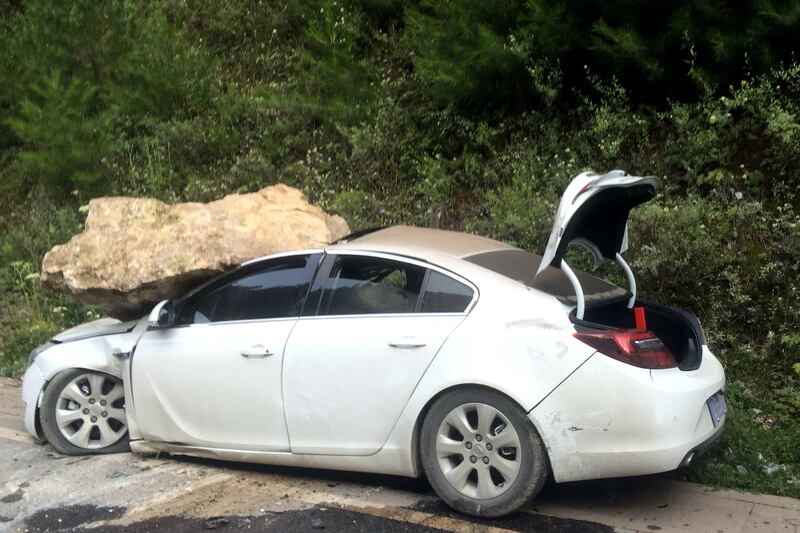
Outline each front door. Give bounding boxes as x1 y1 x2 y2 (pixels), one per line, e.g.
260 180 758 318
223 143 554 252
283 253 475 455
130 252 321 451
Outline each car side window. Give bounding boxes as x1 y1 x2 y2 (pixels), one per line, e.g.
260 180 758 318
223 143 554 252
316 255 426 316
176 255 314 324
420 271 474 313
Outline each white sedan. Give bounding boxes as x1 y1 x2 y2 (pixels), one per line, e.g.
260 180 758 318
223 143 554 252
21 170 726 517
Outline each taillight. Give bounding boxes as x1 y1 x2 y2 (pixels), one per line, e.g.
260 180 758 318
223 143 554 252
573 329 677 369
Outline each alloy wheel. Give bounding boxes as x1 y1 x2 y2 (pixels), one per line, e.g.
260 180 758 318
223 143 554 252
435 402 521 499
54 372 127 449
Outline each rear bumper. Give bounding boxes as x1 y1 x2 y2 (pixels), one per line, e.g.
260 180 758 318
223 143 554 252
679 419 725 468
529 346 725 483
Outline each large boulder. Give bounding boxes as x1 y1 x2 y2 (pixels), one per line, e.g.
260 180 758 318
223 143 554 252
41 184 349 319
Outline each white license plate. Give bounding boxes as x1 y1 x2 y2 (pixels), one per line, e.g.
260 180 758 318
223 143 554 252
707 391 727 427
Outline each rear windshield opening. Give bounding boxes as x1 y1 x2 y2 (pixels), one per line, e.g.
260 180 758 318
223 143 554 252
463 249 627 303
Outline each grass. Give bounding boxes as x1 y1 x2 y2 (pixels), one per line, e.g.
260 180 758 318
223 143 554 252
684 382 800 498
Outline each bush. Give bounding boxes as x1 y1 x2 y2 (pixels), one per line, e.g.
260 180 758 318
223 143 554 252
687 381 800 497
0 193 90 376
0 0 214 195
7 72 118 193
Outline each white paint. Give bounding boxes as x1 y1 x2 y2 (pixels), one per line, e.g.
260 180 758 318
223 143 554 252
530 345 725 483
559 259 585 319
21 318 148 439
131 319 296 451
615 252 637 308
536 170 662 277
283 314 465 455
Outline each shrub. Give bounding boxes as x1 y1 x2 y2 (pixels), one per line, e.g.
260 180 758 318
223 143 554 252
0 193 89 376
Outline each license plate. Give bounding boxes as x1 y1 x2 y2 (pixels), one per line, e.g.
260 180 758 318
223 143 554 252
707 391 727 427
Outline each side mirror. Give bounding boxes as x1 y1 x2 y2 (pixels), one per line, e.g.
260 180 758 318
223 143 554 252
148 299 174 328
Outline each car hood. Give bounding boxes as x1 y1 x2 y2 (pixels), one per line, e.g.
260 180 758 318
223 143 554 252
51 318 140 343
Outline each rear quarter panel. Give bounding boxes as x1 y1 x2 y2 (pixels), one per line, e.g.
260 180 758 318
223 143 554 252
381 265 595 475
529 346 725 482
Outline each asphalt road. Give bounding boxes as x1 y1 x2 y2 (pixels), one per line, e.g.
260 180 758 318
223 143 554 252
1 377 798 532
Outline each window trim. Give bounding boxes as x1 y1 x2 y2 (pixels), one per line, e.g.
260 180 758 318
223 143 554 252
172 251 324 328
302 250 479 319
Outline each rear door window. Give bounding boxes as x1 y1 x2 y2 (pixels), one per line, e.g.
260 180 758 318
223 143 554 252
315 255 426 316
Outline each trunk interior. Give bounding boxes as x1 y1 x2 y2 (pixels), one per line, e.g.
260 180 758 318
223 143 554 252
571 296 705 371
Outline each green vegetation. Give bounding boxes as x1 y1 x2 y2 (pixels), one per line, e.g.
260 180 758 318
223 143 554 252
0 0 798 497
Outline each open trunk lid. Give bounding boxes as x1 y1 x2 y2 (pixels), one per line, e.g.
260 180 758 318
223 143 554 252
535 170 705 371
534 170 661 319
536 170 661 277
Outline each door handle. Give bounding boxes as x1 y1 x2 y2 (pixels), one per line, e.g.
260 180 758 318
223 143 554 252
240 345 273 358
388 337 427 349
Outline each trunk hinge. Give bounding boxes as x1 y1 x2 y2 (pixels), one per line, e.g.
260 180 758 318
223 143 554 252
615 253 636 308
560 259 585 320
561 254 636 320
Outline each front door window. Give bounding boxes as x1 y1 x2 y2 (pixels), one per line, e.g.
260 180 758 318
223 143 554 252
176 255 316 324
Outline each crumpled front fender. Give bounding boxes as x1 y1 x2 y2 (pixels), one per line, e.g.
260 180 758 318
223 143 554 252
20 318 148 441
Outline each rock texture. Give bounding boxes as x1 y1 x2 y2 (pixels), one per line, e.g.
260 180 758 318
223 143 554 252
41 184 349 319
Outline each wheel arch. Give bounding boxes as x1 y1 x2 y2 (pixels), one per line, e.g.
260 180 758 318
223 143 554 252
29 337 126 442
409 383 551 475
37 367 130 455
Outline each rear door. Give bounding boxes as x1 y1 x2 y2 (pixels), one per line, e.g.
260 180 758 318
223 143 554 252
282 252 475 456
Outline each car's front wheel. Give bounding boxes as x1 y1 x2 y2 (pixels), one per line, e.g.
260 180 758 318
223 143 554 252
40 369 129 455
420 387 549 517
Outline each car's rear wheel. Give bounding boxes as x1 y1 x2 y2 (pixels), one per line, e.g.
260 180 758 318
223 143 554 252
40 369 129 455
420 387 548 517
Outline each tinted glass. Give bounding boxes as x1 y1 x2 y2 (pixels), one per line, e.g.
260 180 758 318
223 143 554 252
177 256 312 324
317 256 425 315
464 249 623 300
420 271 474 312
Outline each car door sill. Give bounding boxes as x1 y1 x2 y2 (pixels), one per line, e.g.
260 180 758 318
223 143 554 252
130 440 291 456
129 440 416 477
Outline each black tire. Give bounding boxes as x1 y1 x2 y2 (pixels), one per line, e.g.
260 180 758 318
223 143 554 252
40 368 130 455
420 387 549 517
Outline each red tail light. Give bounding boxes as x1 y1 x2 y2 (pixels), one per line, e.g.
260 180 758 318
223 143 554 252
573 329 677 369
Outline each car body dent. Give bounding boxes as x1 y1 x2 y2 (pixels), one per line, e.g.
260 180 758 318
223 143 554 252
375 272 598 477
529 345 725 483
128 252 599 478
21 317 148 439
51 317 138 343
20 249 607 476
131 318 297 451
280 249 480 457
283 313 468 456
129 439 416 477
